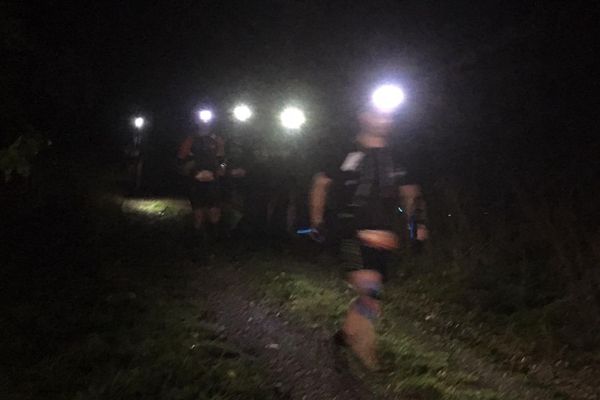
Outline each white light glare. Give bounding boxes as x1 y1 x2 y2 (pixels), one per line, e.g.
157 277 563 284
371 84 405 113
133 117 145 129
233 104 253 122
280 107 306 130
198 109 213 123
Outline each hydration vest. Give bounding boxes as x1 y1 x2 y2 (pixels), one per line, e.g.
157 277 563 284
190 134 220 173
329 148 404 236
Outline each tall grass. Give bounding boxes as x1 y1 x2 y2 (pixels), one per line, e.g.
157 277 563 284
412 173 600 351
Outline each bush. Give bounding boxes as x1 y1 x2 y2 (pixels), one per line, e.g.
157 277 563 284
0 134 46 182
411 172 600 350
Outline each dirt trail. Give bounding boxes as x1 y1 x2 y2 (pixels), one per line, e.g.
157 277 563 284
204 263 387 400
199 254 564 400
118 196 385 398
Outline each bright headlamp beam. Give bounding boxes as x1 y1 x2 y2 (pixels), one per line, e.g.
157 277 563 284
198 109 213 123
371 84 405 113
233 104 253 122
280 107 306 130
133 117 145 129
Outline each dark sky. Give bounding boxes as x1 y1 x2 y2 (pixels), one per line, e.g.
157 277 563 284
2 0 597 190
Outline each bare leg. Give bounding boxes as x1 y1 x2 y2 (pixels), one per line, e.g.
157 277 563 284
193 208 206 230
340 230 397 369
342 269 382 369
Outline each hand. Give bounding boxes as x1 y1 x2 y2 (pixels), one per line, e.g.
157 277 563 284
357 230 399 250
217 163 227 177
310 216 323 230
416 224 429 241
231 168 246 178
309 224 326 243
195 170 215 182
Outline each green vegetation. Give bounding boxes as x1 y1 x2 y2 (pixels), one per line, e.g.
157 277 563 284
1 165 279 400
419 179 600 354
2 153 596 399
0 134 46 182
5 266 275 400
256 258 515 400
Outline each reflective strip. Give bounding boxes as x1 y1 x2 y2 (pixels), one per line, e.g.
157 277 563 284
340 152 365 171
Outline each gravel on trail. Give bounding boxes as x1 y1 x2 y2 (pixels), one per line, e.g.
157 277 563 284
204 264 390 400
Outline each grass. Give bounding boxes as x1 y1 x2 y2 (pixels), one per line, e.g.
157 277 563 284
1 180 279 400
263 269 351 330
388 250 600 369
253 253 517 400
2 155 593 399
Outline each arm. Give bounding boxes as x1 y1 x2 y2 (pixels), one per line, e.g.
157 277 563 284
216 136 227 176
216 135 225 158
309 172 332 229
177 136 193 161
176 136 197 177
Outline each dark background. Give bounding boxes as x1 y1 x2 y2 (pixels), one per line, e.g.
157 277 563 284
2 0 598 201
2 0 600 365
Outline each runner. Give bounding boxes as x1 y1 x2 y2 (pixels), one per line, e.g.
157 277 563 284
177 123 225 247
309 109 427 368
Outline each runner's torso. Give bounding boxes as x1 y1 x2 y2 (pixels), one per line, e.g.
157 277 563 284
329 147 402 231
191 135 220 173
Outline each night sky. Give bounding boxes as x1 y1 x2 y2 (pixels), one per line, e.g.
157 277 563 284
2 1 597 195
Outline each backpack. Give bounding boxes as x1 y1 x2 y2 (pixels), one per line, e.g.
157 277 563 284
325 148 404 243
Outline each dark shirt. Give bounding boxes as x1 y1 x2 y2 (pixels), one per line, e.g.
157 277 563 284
324 147 403 230
177 134 222 175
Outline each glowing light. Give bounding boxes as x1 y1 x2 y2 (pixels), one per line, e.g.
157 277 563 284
371 84 405 113
280 107 306 130
133 117 145 129
198 109 213 123
233 104 253 122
